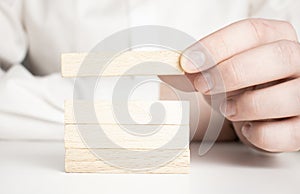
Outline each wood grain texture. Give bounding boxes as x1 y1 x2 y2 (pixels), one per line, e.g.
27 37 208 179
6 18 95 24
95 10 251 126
65 148 190 173
65 100 189 125
61 51 184 77
64 99 190 173
65 124 189 149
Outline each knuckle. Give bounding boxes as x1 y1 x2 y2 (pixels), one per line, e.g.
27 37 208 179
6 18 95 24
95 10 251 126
255 125 271 150
255 125 280 152
244 18 282 43
274 40 299 67
289 123 300 151
258 121 300 152
252 119 300 152
225 57 245 88
205 33 231 60
280 21 298 38
244 18 263 42
243 19 298 43
282 21 294 29
243 90 261 118
296 79 300 111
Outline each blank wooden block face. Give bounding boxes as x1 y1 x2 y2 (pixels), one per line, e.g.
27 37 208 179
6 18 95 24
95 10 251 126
64 100 190 174
61 51 184 77
65 124 189 149
65 100 190 125
62 50 190 173
65 148 190 174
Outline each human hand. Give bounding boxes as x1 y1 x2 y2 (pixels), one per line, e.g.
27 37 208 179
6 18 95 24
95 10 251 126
180 19 300 152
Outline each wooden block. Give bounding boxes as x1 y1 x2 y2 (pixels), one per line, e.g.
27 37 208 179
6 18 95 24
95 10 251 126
62 50 191 173
65 124 189 149
61 51 184 77
65 148 190 173
65 100 189 125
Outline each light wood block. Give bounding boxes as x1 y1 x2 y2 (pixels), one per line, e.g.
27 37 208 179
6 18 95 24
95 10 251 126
65 148 190 173
65 124 189 149
64 100 190 173
62 49 190 173
65 100 189 125
61 51 184 77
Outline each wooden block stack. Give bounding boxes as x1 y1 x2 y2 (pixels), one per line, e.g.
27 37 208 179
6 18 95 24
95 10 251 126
62 51 190 173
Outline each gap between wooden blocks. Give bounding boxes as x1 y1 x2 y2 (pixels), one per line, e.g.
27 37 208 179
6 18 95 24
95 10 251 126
62 51 190 174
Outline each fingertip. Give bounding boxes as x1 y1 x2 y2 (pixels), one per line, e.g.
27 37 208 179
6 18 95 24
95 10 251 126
180 42 217 74
241 122 271 152
180 49 206 73
193 73 214 94
241 122 252 140
241 122 292 153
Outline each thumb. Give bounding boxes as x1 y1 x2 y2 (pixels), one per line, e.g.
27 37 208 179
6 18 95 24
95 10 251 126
180 42 215 73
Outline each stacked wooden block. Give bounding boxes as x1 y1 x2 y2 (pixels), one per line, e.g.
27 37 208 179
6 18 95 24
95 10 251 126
62 51 190 173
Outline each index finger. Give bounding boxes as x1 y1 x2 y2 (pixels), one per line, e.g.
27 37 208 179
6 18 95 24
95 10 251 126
181 18 298 73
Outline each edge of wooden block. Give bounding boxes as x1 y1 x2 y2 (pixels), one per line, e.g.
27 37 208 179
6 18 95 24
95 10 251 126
61 51 184 77
64 124 189 149
65 148 190 174
64 100 190 125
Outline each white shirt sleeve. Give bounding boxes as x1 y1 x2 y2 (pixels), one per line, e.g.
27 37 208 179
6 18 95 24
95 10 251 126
0 65 74 140
0 1 72 140
0 0 27 69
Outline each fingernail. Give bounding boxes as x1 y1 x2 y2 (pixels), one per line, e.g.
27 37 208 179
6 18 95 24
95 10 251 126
242 122 252 139
195 72 214 93
220 99 237 117
181 50 206 73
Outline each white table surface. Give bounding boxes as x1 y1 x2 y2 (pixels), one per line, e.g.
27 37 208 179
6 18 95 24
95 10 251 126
0 140 299 194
